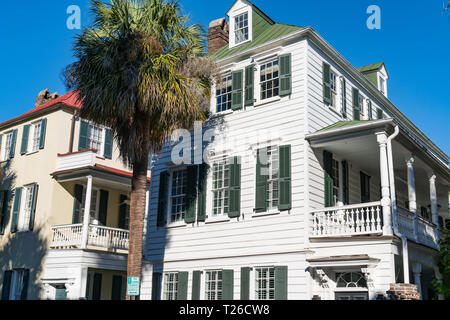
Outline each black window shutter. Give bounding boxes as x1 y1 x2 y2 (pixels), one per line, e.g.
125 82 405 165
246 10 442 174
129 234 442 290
20 125 30 155
39 118 47 149
278 145 292 211
118 194 129 230
228 157 241 218
104 128 113 159
92 273 102 300
185 166 198 224
191 271 201 300
323 62 331 104
9 129 17 159
352 88 360 120
152 272 162 300
78 120 89 151
20 269 30 300
222 270 234 300
98 190 109 226
240 267 250 300
231 70 243 110
342 161 349 205
176 272 189 300
279 54 292 96
111 275 123 300
323 151 334 207
0 190 9 235
28 183 39 231
1 270 13 300
274 266 288 300
197 164 208 222
10 187 22 233
255 148 269 213
360 172 371 203
157 172 169 227
72 184 84 224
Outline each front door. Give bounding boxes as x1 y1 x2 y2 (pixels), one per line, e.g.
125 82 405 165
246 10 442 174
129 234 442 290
335 291 369 300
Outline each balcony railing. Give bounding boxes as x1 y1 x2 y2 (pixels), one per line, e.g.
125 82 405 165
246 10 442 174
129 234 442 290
310 201 383 237
397 207 439 250
50 224 129 250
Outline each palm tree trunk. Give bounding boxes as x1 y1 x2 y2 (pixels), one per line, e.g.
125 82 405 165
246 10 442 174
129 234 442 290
126 153 149 300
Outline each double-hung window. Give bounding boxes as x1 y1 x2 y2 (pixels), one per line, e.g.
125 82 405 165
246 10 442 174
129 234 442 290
234 13 249 44
1 132 14 161
379 76 386 95
266 146 279 210
260 60 279 100
216 75 232 113
7 269 27 300
358 94 364 117
205 270 223 300
87 124 104 154
212 159 230 217
330 70 337 108
81 187 100 225
170 169 187 223
255 267 275 300
30 121 42 153
163 273 178 300
17 185 35 232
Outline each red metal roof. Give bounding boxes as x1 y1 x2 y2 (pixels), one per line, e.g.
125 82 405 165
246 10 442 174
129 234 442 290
0 90 82 127
95 164 151 182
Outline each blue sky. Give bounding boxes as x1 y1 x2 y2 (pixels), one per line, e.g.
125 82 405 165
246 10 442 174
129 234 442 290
0 0 449 154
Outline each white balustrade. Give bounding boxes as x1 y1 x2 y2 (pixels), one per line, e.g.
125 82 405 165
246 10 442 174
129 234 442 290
397 207 416 241
417 218 438 250
51 224 129 250
310 202 382 237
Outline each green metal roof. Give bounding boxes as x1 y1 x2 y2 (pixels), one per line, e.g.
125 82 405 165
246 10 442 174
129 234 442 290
318 120 378 132
357 62 384 73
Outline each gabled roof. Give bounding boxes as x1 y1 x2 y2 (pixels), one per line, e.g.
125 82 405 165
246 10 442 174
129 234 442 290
0 91 81 129
357 62 385 74
211 23 303 60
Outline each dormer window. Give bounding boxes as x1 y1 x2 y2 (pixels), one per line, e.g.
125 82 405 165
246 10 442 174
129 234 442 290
234 13 249 44
379 76 386 95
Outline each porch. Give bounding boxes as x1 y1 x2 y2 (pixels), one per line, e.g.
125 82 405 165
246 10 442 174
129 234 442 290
306 120 449 251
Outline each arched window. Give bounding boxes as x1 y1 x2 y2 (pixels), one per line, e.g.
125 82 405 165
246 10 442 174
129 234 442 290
336 272 367 288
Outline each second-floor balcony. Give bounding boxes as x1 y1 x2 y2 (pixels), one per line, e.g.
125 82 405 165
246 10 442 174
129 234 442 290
50 224 129 251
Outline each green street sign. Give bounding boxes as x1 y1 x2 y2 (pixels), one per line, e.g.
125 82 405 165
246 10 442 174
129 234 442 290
127 277 140 296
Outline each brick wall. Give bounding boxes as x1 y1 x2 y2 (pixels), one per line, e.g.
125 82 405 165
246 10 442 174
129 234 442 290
387 283 421 300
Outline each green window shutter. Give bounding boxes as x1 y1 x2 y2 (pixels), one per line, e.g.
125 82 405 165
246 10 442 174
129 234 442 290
28 183 39 231
360 172 371 203
10 187 22 233
228 157 241 218
104 128 113 159
0 190 9 235
185 166 198 224
98 190 109 226
278 145 292 211
197 164 208 222
20 125 30 155
191 271 201 300
323 151 334 208
342 161 349 205
20 269 30 300
72 184 84 224
323 62 331 104
244 65 255 106
231 70 243 110
111 275 123 300
78 120 89 151
152 272 162 300
279 54 292 96
176 272 188 300
367 101 373 120
377 108 383 120
92 273 102 300
352 88 360 120
274 266 288 300
9 129 17 159
2 270 13 300
255 148 268 213
342 79 347 118
157 171 169 227
39 118 47 149
0 135 3 158
240 267 250 300
222 270 234 300
118 194 129 229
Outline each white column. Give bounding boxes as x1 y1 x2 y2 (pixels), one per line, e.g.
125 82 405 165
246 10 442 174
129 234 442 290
376 132 392 236
406 156 419 240
412 263 422 300
81 176 93 249
429 174 440 241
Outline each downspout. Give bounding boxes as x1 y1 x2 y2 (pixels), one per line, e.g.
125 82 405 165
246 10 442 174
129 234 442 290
386 125 410 284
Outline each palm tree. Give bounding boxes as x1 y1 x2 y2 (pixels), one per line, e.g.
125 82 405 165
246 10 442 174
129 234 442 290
64 0 217 299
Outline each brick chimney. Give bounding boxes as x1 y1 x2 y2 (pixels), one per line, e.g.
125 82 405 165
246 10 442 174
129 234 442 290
35 88 59 108
207 18 229 53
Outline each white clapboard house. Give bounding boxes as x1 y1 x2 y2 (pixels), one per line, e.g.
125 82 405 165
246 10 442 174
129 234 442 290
140 0 449 300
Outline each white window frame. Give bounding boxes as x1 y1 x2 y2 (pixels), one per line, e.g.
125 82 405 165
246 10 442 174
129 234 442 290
28 120 43 153
211 158 230 217
205 270 223 300
86 122 106 156
168 168 187 224
17 184 35 233
215 74 233 113
265 146 279 211
330 70 337 109
81 187 101 225
163 272 179 300
358 94 365 117
254 266 275 300
234 12 249 45
378 76 386 95
229 8 252 48
260 58 280 101
1 131 14 161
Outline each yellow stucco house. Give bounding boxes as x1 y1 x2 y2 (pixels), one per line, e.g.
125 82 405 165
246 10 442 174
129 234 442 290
0 91 148 300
